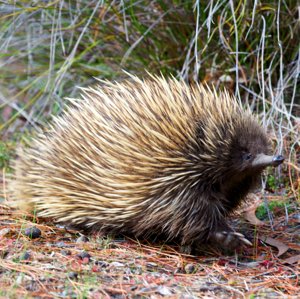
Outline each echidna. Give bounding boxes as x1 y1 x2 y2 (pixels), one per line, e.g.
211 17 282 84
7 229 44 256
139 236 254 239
10 74 284 252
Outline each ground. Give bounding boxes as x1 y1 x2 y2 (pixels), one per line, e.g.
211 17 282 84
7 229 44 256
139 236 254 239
1 178 300 298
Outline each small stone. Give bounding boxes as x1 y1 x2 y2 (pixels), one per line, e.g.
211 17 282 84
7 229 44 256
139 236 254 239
76 236 89 243
61 249 71 256
24 227 41 239
21 252 31 260
185 263 195 274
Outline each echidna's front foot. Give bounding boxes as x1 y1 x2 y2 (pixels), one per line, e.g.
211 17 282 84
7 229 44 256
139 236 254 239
210 230 252 252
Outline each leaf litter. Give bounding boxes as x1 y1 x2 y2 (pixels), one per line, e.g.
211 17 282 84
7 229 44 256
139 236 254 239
1 179 300 298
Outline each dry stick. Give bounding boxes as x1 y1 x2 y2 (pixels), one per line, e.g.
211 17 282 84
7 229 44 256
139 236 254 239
193 0 200 79
229 0 240 102
217 15 247 85
259 15 266 128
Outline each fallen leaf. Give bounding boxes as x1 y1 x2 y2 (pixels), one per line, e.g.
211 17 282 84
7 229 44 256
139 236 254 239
244 205 264 226
258 236 289 257
283 255 300 264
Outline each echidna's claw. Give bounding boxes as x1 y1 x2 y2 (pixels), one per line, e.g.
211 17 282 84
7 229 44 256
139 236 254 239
231 232 245 238
239 237 252 246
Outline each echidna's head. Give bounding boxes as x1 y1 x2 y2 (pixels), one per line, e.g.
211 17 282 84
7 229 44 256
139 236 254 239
193 104 284 210
195 104 284 190
226 117 284 176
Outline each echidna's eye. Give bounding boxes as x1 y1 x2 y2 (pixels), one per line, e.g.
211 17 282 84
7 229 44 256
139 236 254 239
244 155 251 161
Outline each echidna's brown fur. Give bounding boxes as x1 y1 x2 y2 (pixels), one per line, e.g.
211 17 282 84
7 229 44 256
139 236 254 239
10 74 282 250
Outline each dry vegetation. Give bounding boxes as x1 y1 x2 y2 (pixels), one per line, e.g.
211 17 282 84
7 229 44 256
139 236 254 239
1 0 300 298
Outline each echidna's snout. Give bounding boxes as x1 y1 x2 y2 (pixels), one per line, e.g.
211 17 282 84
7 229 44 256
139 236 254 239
252 154 284 168
271 155 285 166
